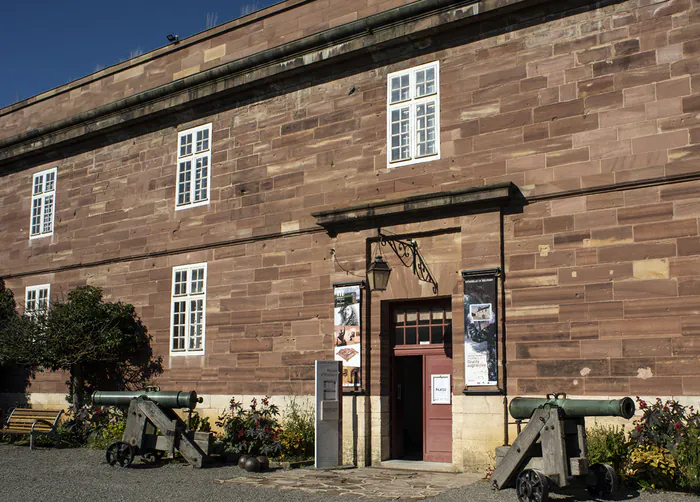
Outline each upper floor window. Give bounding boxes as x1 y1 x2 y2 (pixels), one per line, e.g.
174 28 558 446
25 284 50 318
170 263 207 354
386 62 440 168
30 168 57 239
176 124 212 209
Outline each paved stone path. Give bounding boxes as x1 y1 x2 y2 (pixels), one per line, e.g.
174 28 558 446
216 467 483 499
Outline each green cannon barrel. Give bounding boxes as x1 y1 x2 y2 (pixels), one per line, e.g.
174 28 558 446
509 395 635 420
92 390 201 409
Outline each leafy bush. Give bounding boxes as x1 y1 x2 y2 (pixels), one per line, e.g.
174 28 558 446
216 396 282 457
626 397 700 491
675 425 700 493
188 411 211 432
587 425 630 473
62 405 126 448
627 444 678 490
279 398 314 460
629 397 698 452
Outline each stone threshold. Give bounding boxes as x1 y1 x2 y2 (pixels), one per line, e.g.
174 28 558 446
376 459 461 473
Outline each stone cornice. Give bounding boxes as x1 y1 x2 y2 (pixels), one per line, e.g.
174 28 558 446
312 182 519 236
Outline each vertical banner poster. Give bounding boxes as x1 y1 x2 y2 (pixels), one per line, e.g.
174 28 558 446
463 271 498 386
333 284 362 388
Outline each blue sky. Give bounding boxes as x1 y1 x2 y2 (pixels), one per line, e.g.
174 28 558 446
0 0 278 109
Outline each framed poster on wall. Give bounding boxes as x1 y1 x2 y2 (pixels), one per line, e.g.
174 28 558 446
462 269 500 387
333 283 362 388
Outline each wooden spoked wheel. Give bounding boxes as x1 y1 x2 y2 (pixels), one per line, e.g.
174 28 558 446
106 441 135 467
587 463 619 498
516 468 550 502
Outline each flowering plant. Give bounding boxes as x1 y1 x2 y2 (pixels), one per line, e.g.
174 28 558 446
629 397 700 453
216 396 282 456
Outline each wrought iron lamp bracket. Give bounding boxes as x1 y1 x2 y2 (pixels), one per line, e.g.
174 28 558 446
378 232 438 294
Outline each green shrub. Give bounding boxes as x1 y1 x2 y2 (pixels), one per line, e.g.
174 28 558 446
630 397 698 453
627 444 678 490
216 396 282 457
188 411 211 432
675 425 700 493
279 398 314 460
587 425 630 473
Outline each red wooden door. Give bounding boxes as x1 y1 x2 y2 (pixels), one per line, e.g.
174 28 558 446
390 300 452 463
423 352 453 462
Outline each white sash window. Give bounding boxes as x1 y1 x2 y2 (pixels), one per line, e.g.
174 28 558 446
176 124 211 209
30 168 57 239
170 263 207 354
387 62 440 168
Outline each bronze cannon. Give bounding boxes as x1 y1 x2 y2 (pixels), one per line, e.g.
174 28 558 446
491 393 636 502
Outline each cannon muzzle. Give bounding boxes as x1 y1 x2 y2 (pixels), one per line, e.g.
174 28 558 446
92 390 201 409
509 394 635 420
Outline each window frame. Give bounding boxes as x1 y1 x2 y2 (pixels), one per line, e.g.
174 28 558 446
170 262 207 355
175 123 212 211
386 61 441 169
25 284 50 318
29 167 58 239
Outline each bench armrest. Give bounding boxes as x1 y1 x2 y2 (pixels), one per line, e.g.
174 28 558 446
31 419 56 434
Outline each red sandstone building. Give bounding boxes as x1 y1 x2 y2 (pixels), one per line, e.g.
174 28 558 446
2 0 700 470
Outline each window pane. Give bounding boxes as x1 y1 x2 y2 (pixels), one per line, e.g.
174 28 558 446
416 67 436 97
190 268 204 294
174 270 187 296
416 102 436 157
26 290 37 313
37 288 49 311
419 326 430 343
390 74 410 103
177 161 192 205
31 198 42 235
431 326 443 344
390 107 410 162
33 175 43 195
405 309 417 325
419 309 430 325
189 299 204 350
195 129 210 153
194 157 208 202
42 195 54 233
405 327 417 344
180 133 192 157
44 171 55 192
172 301 186 350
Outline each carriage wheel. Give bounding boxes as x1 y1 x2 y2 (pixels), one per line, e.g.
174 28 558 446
516 469 550 502
587 463 618 498
143 450 164 464
106 441 135 467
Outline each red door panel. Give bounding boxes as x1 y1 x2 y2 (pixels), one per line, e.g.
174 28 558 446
423 353 452 462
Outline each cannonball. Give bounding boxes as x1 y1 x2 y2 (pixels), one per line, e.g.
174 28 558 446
244 456 261 472
238 455 249 469
256 455 270 471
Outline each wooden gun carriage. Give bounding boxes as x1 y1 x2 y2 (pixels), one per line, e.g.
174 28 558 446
92 390 213 468
491 393 636 502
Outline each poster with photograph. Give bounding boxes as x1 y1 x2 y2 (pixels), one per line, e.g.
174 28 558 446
463 271 498 386
333 284 362 388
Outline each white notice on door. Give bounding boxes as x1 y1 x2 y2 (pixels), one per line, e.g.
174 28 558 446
431 374 451 404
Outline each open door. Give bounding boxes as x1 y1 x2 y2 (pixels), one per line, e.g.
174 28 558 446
391 300 452 463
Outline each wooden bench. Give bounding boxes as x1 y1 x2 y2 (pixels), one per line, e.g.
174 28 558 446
2 408 64 450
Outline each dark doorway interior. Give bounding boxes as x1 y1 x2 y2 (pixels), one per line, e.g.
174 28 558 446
395 355 423 460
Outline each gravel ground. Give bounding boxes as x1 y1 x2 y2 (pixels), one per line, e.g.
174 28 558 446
1 443 699 501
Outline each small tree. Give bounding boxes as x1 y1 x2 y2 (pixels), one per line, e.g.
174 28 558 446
38 286 162 407
0 279 38 369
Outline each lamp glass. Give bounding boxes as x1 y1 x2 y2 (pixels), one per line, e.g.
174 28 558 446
367 255 392 291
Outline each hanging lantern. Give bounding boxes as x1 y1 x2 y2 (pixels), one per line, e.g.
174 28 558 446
367 255 392 292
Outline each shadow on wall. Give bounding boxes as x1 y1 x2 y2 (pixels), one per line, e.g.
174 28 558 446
0 364 31 413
